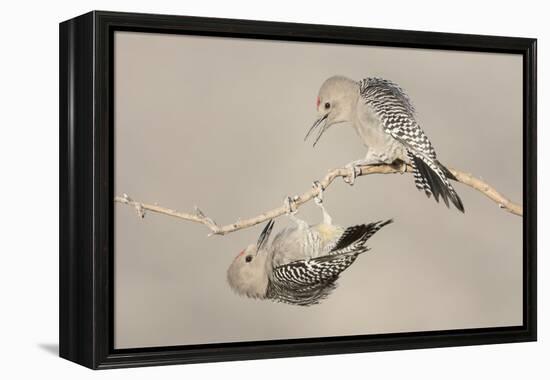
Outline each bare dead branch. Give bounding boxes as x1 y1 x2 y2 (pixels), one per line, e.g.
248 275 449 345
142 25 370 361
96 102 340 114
114 163 522 236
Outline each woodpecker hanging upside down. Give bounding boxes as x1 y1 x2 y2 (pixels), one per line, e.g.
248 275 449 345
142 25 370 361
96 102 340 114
306 75 464 213
227 186 392 306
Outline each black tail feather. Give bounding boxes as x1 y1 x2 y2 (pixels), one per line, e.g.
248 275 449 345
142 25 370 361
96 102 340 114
330 219 393 254
438 160 458 181
410 155 464 213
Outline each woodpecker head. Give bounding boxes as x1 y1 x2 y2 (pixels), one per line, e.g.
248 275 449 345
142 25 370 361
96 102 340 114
227 220 275 299
305 76 359 147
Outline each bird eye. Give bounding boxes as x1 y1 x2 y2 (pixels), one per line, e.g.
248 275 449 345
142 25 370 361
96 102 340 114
245 255 253 263
324 102 331 109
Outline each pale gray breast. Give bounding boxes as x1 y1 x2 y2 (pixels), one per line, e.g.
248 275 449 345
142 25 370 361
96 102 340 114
354 101 408 161
269 227 308 268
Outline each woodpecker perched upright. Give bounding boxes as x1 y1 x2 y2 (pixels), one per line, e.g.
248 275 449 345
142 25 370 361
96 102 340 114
227 188 392 306
306 75 464 212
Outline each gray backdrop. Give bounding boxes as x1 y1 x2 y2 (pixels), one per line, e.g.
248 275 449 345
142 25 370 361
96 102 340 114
114 31 523 348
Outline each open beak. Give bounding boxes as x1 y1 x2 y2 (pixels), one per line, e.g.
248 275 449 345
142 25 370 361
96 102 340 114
304 113 329 147
256 219 275 251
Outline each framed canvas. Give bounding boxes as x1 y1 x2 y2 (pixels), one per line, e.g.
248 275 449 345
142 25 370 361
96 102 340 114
59 11 537 369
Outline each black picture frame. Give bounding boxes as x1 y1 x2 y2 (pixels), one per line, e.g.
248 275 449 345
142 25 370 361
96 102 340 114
59 10 537 369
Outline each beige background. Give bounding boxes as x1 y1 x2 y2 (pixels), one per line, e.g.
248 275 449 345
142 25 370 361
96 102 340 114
114 31 523 349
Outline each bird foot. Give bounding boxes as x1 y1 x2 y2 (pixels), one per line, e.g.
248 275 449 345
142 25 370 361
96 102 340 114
390 160 408 174
312 181 332 225
343 163 362 186
285 196 310 230
399 161 408 174
284 195 299 216
312 180 324 205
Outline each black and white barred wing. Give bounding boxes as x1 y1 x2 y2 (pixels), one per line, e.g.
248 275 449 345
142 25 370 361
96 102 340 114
359 78 436 158
359 77 464 212
266 253 360 306
267 221 393 306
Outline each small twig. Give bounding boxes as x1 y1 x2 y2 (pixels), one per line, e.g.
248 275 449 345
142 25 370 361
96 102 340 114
114 163 522 236
116 194 221 235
